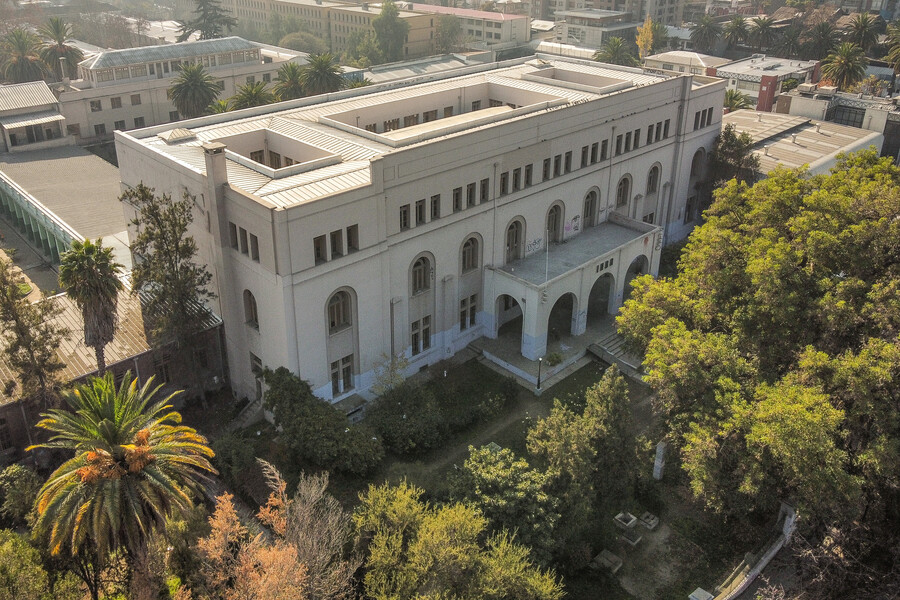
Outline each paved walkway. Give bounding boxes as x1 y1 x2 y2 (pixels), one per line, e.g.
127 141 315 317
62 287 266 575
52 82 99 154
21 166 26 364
0 217 59 298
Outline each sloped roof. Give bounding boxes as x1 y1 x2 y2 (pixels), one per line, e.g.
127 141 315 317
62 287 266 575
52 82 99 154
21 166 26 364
80 37 259 70
0 81 58 113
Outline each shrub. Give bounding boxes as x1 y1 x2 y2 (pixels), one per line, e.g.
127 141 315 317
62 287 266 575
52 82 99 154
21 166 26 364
367 383 448 455
0 464 41 527
211 431 257 491
545 352 563 366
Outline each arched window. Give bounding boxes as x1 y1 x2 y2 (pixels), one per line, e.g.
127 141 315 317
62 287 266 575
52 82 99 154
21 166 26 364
243 290 258 330
506 220 522 263
547 204 562 243
461 237 479 272
616 176 631 208
647 166 660 195
691 150 704 178
412 257 430 294
327 291 351 333
583 190 598 227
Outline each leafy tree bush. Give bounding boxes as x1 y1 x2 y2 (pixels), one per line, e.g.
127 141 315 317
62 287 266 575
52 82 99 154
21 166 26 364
0 529 49 600
367 382 448 455
0 464 40 527
263 367 383 474
211 431 258 492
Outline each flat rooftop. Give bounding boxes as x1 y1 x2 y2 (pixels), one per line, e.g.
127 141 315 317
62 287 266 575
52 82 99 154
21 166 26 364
0 145 131 268
499 220 651 285
645 51 731 69
717 55 818 79
404 3 528 21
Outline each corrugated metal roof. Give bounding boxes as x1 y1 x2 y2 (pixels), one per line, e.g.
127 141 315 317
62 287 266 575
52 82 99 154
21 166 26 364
0 110 65 129
83 37 259 70
0 81 58 113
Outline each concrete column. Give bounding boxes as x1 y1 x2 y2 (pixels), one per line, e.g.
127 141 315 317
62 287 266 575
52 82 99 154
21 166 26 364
442 274 455 355
521 298 546 360
572 305 587 336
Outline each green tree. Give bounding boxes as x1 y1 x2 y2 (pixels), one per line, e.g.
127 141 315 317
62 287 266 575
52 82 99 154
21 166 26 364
344 30 383 67
750 16 776 51
208 98 231 113
803 22 840 60
0 257 67 411
887 21 900 72
690 15 722 53
846 12 879 53
273 61 305 100
298 53 346 96
372 1 409 63
592 36 640 66
29 372 216 599
354 482 564 600
121 183 215 401
434 14 462 54
723 16 749 48
167 63 221 119
724 88 752 112
775 26 802 58
279 31 328 54
38 17 83 81
707 122 760 186
58 238 124 376
451 445 559 563
230 80 276 109
0 464 41 527
0 529 50 600
822 42 868 91
177 0 237 41
0 28 47 83
648 19 669 53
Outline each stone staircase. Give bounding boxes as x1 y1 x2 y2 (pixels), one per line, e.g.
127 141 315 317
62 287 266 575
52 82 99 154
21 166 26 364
588 330 646 383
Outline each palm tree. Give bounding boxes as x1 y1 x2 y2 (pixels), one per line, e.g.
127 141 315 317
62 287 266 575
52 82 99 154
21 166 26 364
690 15 722 53
298 53 346 96
846 12 879 54
230 80 277 109
776 26 803 58
724 89 752 112
887 21 900 73
723 16 749 49
30 373 215 597
167 63 220 119
208 98 231 113
0 28 48 83
59 238 124 376
38 17 83 81
804 22 841 60
750 16 776 52
273 61 305 101
649 19 669 53
822 42 868 91
592 37 640 67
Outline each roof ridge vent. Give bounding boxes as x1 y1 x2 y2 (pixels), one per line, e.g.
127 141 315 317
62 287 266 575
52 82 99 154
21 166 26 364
157 127 197 143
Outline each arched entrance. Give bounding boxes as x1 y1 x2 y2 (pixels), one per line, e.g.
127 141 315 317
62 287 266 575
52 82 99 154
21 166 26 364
587 273 615 327
623 255 649 302
547 204 563 244
505 220 524 263
495 294 523 345
547 292 578 343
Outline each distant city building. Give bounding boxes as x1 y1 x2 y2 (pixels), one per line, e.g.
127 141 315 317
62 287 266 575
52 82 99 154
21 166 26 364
554 9 641 48
56 37 307 144
707 54 820 113
0 81 72 153
401 3 531 50
644 51 730 75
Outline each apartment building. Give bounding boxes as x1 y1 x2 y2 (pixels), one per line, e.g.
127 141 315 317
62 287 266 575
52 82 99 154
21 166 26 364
554 8 641 47
402 3 531 49
590 0 685 25
708 54 820 113
114 56 724 404
57 37 307 143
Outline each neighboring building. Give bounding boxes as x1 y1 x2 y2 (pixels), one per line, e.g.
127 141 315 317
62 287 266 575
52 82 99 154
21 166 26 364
644 51 730 76
708 54 820 113
592 0 685 25
554 9 641 48
331 3 435 58
665 25 694 50
361 52 494 83
723 109 883 176
775 83 900 159
115 56 724 405
56 37 307 143
402 3 531 49
0 81 73 154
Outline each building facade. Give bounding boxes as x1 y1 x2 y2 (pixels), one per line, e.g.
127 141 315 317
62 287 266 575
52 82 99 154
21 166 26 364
708 54 820 113
58 37 307 143
0 81 72 153
115 57 724 404
554 8 641 47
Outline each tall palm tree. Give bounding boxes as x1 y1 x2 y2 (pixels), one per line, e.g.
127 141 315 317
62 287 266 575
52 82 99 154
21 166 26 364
592 37 640 67
723 16 749 49
59 238 124 376
690 15 722 53
273 61 305 101
822 42 868 91
724 89 752 111
230 80 276 109
167 63 220 119
30 373 215 573
846 12 879 54
887 21 900 73
750 16 776 52
776 26 803 58
298 53 346 96
38 17 83 81
0 28 48 83
804 22 841 60
649 19 669 53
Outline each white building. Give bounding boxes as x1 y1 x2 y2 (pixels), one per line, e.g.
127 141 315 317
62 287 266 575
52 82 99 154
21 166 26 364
554 9 641 48
114 56 724 403
0 81 73 153
644 51 730 76
710 54 820 113
57 37 307 143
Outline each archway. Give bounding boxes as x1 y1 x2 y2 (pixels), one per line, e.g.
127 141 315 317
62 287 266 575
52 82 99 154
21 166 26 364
623 255 649 302
587 273 615 327
495 294 523 344
546 203 563 244
505 219 524 263
547 292 578 343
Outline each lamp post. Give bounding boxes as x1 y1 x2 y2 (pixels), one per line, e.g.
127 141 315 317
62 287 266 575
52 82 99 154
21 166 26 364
537 356 543 390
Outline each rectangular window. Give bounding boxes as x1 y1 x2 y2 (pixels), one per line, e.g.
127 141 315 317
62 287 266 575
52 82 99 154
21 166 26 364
400 204 411 230
239 227 249 255
625 132 632 152
346 224 359 252
633 129 640 148
694 111 701 130
422 315 431 350
453 187 462 212
110 96 122 109
154 352 172 383
250 150 265 163
268 151 281 168
647 124 654 142
411 319 421 355
512 168 521 191
664 119 671 138
684 197 696 224
431 194 441 219
246 75 255 85
480 178 490 202
601 140 609 160
133 117 145 129
581 145 589 168
590 142 598 163
415 199 426 224
553 155 561 177
90 100 102 112
524 164 532 187
130 94 141 106
471 100 481 111
467 182 477 207
262 72 271 83
169 110 179 121
564 151 572 173
114 120 125 130
383 118 399 132
444 106 454 118
643 212 655 224
500 172 509 196
655 121 663 142
615 135 623 156
459 294 477 330
314 234 327 263
249 233 259 261
423 109 437 122
94 123 106 136
229 222 239 249
543 158 551 181
331 355 354 395
330 230 343 257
